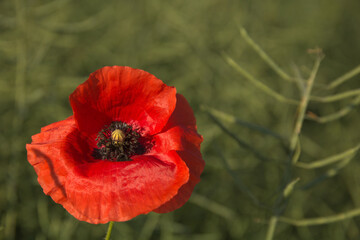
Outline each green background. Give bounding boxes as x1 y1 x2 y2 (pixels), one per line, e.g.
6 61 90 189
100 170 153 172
1 0 360 239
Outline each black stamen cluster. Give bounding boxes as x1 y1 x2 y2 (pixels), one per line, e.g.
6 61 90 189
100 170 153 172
92 121 149 162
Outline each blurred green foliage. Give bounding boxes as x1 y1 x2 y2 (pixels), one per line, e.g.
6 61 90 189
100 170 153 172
1 0 360 239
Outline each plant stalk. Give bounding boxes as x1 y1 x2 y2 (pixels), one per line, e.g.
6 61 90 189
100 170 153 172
105 221 114 240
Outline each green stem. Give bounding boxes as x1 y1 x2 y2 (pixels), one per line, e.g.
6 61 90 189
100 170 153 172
208 112 269 162
265 216 278 240
218 150 265 208
295 143 360 169
291 140 301 164
202 105 284 140
301 155 354 190
279 208 360 226
310 89 360 103
190 193 236 220
105 221 114 240
223 54 298 105
239 27 293 82
306 95 360 123
328 64 360 89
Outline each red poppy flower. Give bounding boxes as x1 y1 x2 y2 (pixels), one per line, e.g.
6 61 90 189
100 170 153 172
26 66 204 224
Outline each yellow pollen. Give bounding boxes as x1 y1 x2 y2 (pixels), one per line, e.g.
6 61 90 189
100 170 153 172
111 129 125 147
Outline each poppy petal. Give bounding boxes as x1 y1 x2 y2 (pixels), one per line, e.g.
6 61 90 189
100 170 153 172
26 117 77 204
151 126 202 154
28 122 189 223
70 66 177 137
163 94 197 131
151 94 205 213
150 93 202 156
154 150 204 213
63 151 189 223
149 126 204 213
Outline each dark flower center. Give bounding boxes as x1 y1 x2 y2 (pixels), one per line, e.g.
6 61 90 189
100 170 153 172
92 121 149 162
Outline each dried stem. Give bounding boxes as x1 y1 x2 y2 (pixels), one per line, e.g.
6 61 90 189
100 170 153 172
264 54 323 240
289 55 323 151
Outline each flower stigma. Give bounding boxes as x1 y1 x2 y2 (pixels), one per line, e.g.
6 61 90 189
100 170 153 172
92 121 150 162
111 129 125 147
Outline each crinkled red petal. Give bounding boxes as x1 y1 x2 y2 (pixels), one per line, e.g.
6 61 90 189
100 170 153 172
154 151 203 213
151 94 202 155
151 126 202 154
26 117 76 204
151 94 205 213
64 151 188 223
27 118 189 224
70 66 177 137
